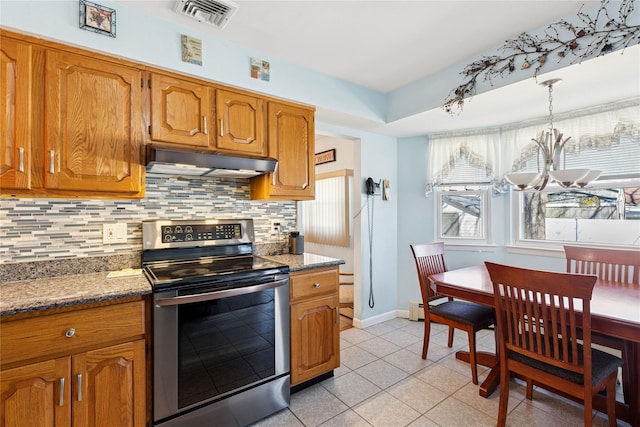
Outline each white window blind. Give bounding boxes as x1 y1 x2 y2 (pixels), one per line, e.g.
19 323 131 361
500 102 639 177
428 132 500 185
300 169 353 247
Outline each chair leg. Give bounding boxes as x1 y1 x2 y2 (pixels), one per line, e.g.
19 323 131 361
606 376 617 427
497 361 510 427
525 379 533 400
584 386 593 427
422 319 431 360
447 326 454 348
467 330 478 385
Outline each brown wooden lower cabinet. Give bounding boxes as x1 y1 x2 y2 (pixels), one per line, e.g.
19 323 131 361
289 266 340 386
0 298 148 427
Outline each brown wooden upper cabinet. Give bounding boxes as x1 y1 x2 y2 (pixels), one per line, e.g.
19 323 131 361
149 73 214 148
250 102 315 200
0 37 39 192
215 89 267 157
44 50 143 195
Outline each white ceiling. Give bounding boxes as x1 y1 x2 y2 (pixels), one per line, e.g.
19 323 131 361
124 1 639 136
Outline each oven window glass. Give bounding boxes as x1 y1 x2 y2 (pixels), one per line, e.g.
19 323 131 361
178 288 275 408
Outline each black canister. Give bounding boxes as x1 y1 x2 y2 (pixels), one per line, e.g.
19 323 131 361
289 231 304 254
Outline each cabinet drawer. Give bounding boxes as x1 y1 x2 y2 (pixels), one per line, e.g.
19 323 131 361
0 300 145 367
291 268 338 301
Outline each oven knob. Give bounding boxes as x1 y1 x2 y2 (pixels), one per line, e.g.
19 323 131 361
185 226 193 233
185 234 193 240
163 227 172 234
164 234 172 242
175 226 183 233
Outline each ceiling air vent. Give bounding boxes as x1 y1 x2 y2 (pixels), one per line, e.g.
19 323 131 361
174 0 239 29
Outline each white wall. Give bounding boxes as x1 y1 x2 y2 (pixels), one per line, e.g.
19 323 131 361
0 0 387 124
316 122 398 326
396 136 568 314
303 135 357 272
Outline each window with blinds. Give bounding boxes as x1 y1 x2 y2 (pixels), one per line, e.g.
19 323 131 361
300 169 353 247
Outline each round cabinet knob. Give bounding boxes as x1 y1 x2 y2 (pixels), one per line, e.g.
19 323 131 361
313 283 321 288
65 328 76 338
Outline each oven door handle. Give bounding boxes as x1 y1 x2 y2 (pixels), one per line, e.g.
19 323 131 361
155 278 288 307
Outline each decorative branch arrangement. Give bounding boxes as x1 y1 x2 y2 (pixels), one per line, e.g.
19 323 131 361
443 0 640 114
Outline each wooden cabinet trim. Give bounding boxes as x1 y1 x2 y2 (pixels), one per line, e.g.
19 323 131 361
289 266 340 386
1 29 315 201
0 300 146 369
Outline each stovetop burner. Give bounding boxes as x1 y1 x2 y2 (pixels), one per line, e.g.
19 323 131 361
142 219 289 292
145 254 287 286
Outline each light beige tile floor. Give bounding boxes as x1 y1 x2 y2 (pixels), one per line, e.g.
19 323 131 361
253 318 629 427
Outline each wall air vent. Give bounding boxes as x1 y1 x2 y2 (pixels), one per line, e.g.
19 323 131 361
174 0 239 29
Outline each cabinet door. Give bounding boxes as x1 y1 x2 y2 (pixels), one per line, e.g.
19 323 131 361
72 340 146 427
0 38 36 191
44 50 143 194
150 73 212 147
0 357 70 427
216 90 266 156
290 295 340 386
251 102 314 200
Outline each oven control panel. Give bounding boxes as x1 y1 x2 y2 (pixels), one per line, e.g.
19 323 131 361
143 219 255 250
162 223 242 243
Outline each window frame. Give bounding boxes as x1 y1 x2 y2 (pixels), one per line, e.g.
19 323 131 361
435 185 491 246
510 178 640 250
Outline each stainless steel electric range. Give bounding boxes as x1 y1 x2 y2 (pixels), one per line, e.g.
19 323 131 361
142 219 290 427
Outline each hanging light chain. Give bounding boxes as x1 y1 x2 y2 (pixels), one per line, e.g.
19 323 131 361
548 82 554 134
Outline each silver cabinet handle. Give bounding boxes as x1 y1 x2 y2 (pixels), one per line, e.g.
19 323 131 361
156 278 288 307
77 374 82 401
49 150 55 174
59 377 65 406
18 147 24 172
219 118 224 137
65 328 75 338
203 116 208 135
313 283 320 288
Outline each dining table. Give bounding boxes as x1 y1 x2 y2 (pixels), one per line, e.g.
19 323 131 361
429 264 640 427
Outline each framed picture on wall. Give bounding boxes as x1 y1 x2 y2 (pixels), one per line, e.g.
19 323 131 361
79 0 116 38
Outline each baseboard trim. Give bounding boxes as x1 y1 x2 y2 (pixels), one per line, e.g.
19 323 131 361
354 310 396 329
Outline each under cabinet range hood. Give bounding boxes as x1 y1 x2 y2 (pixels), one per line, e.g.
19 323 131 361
146 146 277 178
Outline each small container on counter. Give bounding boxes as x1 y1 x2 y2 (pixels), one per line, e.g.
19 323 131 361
289 231 304 254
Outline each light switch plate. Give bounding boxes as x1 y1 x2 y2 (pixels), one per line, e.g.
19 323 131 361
103 223 128 244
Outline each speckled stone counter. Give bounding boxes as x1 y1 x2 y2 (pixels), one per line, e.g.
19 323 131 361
0 252 339 316
0 271 151 316
264 253 344 272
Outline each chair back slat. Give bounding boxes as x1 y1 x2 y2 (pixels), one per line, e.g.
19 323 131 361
411 242 447 300
487 262 596 378
564 245 640 285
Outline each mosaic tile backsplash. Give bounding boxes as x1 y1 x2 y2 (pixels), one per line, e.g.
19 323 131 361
0 175 297 264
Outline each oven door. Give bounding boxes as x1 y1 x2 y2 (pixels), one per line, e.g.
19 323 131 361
153 273 290 425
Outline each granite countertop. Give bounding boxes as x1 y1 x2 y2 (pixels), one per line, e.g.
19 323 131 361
0 252 342 316
0 270 152 316
264 253 345 272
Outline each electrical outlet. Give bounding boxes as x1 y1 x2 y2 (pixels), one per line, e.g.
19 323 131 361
272 221 282 232
103 223 128 244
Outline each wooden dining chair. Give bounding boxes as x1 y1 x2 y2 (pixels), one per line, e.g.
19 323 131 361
485 262 622 427
564 245 640 285
410 242 494 384
564 244 639 410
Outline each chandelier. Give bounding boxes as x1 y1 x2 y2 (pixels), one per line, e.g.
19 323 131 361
505 79 601 191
